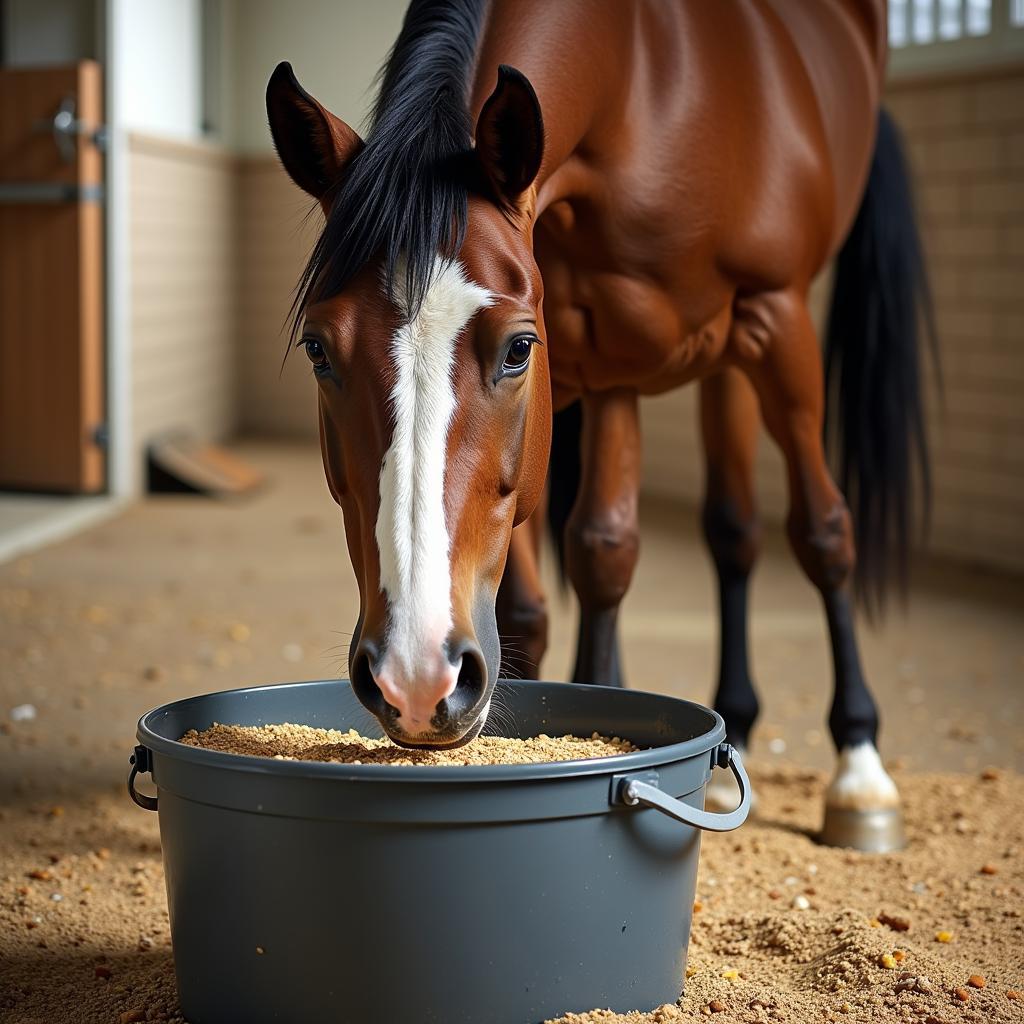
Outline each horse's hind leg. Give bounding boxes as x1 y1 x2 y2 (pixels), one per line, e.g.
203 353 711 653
737 288 903 852
565 388 641 687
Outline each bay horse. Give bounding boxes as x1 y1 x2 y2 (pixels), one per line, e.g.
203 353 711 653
266 0 931 850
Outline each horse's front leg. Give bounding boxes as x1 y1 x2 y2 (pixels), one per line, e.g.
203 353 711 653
495 508 549 680
700 368 763 812
738 288 903 852
700 368 762 749
565 388 641 687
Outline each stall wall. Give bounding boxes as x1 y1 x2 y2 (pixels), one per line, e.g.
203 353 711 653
108 0 236 490
888 69 1024 571
230 0 406 152
226 0 409 435
236 158 321 437
128 134 238 487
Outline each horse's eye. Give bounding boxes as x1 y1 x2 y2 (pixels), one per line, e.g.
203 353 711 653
502 336 534 375
304 338 328 369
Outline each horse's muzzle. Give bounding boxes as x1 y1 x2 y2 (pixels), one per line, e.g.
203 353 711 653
350 637 490 747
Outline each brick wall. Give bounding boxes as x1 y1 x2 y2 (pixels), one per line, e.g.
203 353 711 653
888 68 1024 572
641 65 1024 576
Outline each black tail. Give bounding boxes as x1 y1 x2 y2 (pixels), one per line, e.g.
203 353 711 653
825 108 937 616
547 401 583 584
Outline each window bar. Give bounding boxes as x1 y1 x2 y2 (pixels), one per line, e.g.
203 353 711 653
889 0 907 47
966 0 992 36
950 0 966 38
913 0 935 42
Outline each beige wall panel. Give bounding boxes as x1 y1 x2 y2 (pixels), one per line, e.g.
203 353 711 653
237 159 322 438
128 134 240 490
888 67 1024 573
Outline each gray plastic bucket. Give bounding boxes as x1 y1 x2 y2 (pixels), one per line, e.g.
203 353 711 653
129 679 750 1024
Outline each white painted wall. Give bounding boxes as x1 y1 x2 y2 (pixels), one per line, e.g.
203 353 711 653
202 0 236 139
103 0 214 499
231 0 408 153
115 0 203 139
102 0 407 148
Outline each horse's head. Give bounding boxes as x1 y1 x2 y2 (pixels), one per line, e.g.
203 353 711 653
267 62 550 747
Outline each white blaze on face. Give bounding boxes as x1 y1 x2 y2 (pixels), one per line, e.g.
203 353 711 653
374 257 493 717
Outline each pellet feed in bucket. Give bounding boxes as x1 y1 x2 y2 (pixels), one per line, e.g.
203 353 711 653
181 720 638 764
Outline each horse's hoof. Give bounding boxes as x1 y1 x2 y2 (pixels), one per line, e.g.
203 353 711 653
705 751 757 814
819 804 905 852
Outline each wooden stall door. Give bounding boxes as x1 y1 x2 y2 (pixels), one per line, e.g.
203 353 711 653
0 62 105 492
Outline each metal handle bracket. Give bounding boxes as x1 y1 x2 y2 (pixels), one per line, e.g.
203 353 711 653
615 743 751 833
128 744 158 811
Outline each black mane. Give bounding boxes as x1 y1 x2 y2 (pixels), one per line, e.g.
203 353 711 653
293 0 488 330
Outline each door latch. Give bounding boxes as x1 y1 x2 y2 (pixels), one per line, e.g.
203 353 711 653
34 95 107 163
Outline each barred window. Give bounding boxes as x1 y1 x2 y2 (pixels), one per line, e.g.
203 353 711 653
889 0 1024 74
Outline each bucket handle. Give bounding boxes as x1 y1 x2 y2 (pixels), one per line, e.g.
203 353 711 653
615 743 751 832
128 744 158 811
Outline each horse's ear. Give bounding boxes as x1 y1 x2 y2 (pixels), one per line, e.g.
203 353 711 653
266 61 362 203
474 65 544 209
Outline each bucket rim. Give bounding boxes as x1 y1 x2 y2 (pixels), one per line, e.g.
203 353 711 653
136 678 726 785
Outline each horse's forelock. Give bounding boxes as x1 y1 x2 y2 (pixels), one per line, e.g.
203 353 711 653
290 0 489 339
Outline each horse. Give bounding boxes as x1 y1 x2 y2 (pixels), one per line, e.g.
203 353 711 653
265 0 932 851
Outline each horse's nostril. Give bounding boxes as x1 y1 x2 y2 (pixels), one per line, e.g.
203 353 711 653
440 644 487 722
351 647 393 719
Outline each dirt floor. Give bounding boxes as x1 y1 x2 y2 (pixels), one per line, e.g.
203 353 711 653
1 442 1022 1023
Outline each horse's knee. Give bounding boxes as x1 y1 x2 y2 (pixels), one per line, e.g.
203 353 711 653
565 516 639 609
702 496 760 580
788 499 856 593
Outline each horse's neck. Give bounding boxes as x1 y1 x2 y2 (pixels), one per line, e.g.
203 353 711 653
467 0 887 404
471 0 884 263
469 0 646 204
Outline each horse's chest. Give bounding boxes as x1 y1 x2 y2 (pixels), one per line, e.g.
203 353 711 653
536 205 733 407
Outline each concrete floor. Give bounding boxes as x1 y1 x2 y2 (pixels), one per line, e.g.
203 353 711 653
0 493 119 565
2 440 1022 806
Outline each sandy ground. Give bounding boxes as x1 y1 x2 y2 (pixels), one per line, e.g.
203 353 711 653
1 441 1022 1023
